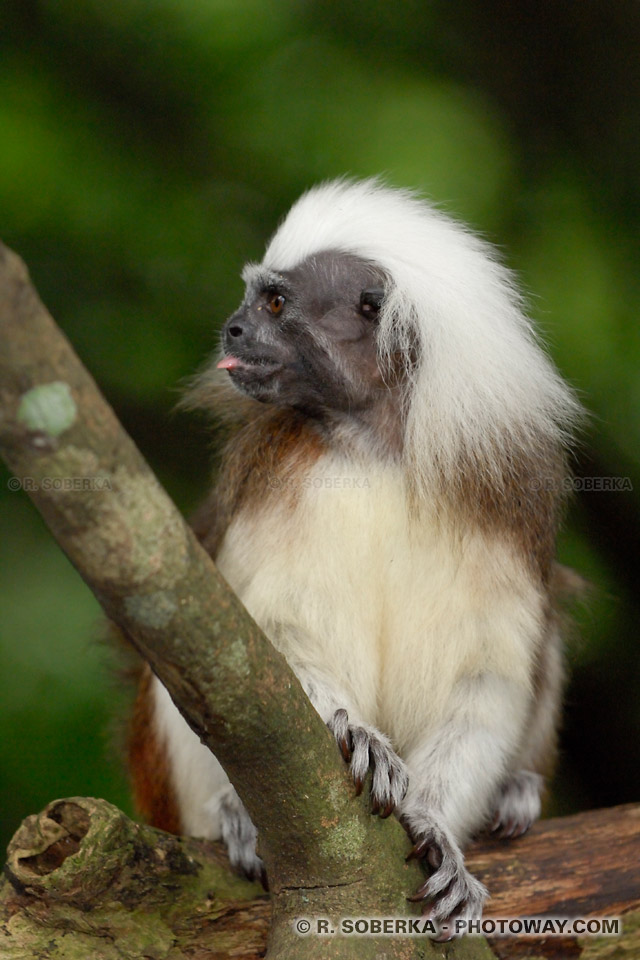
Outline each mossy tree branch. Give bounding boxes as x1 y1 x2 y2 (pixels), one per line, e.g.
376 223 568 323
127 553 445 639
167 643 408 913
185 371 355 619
0 243 492 958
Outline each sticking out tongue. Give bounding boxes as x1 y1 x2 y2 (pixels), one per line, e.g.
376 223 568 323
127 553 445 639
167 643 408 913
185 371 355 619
216 356 241 371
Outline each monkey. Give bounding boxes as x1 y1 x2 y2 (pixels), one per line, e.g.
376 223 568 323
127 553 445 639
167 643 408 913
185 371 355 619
128 178 583 927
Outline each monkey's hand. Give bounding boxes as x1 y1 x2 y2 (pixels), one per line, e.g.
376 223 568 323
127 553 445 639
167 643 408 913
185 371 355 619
405 816 487 939
328 708 408 817
489 769 542 839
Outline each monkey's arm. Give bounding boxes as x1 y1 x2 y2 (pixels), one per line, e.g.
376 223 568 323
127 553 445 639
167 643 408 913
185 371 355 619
400 672 531 927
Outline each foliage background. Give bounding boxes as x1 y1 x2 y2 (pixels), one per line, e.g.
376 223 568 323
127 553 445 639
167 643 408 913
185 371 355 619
1 0 638 852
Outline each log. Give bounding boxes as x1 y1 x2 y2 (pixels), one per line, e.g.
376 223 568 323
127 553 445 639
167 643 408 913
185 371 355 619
466 803 640 958
1 798 638 959
467 802 640 918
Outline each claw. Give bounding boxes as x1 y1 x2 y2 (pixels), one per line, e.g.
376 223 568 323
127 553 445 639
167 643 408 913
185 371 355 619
405 821 487 931
329 710 408 821
493 817 518 839
406 839 429 862
338 736 352 763
407 879 431 902
420 903 455 942
426 845 443 870
492 815 533 840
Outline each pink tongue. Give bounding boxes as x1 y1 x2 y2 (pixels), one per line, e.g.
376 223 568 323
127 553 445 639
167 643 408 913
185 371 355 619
216 356 241 370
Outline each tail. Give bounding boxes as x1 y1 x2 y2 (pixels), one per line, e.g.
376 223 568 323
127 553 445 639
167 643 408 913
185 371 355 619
127 660 182 834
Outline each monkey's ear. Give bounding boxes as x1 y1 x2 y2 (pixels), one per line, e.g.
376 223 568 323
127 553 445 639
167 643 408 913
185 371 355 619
359 288 385 320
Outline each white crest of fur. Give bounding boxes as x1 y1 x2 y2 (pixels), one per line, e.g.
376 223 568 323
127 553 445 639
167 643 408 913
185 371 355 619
262 178 582 489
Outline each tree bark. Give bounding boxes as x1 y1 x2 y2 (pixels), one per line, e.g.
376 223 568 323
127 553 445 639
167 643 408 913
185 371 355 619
1 797 269 960
468 802 640 919
0 243 486 957
467 803 640 960
2 798 637 959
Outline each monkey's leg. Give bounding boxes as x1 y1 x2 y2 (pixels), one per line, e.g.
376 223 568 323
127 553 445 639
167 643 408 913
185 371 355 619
151 674 266 884
488 769 543 839
215 784 266 886
295 667 408 816
489 621 563 839
400 673 529 932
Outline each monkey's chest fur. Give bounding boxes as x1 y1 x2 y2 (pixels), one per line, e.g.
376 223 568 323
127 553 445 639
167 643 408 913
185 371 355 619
214 451 543 759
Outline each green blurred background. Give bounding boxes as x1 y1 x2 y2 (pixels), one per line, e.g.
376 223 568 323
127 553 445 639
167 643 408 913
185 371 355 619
1 1 639 852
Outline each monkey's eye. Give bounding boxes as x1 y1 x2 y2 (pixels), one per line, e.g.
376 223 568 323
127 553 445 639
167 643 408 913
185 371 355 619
267 293 286 316
359 288 384 320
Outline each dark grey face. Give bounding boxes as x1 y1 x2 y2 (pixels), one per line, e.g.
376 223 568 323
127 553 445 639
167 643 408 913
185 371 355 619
218 251 388 417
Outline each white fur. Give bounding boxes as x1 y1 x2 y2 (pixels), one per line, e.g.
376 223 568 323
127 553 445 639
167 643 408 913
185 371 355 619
489 770 543 838
262 178 582 494
217 457 542 754
152 677 230 837
155 453 545 841
153 181 576 883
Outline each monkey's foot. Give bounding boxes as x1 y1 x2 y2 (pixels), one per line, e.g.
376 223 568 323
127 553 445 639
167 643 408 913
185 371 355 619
489 769 542 839
328 708 408 817
218 787 267 888
406 821 487 940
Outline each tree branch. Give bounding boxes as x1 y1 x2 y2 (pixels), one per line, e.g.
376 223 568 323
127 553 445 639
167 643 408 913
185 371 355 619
0 244 472 957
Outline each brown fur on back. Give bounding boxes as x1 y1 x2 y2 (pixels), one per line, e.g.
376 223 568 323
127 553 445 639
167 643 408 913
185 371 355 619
128 663 181 834
447 438 569 584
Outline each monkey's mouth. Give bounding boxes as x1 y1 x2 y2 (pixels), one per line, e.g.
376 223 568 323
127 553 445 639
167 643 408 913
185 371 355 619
217 354 282 385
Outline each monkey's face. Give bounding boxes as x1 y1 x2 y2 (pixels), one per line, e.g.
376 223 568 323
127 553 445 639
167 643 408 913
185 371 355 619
217 251 388 417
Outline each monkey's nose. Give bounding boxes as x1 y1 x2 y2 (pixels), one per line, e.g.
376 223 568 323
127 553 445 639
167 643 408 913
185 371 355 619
222 318 249 352
223 310 255 345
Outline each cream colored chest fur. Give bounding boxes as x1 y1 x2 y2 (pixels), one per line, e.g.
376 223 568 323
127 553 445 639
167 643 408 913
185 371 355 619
215 453 544 756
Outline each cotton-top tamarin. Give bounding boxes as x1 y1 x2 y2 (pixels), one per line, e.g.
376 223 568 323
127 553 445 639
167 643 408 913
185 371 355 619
128 179 582 924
